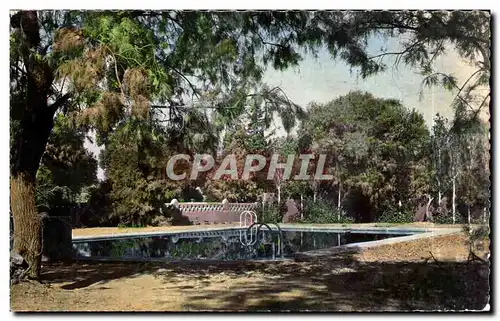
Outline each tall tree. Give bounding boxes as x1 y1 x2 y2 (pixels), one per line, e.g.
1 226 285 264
428 113 489 223
10 10 490 278
204 124 270 203
36 114 98 207
268 136 300 204
299 91 430 222
449 114 489 223
9 10 313 278
430 114 451 206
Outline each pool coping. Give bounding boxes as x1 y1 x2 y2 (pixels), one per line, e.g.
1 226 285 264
293 227 462 260
73 224 460 241
72 224 463 262
73 226 243 242
72 225 462 257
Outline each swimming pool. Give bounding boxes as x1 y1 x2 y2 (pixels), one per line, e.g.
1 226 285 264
72 227 415 262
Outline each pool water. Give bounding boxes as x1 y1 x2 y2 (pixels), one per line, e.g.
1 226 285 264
73 229 413 262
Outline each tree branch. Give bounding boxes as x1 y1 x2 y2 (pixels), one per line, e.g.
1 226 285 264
111 51 126 98
476 43 491 71
251 16 289 50
478 93 490 110
155 56 201 99
428 39 445 66
369 39 425 63
424 72 482 113
48 93 71 114
451 69 484 107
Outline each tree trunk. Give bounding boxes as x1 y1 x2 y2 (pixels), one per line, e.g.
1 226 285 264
10 10 67 280
300 194 303 220
337 182 341 221
437 148 442 205
10 99 59 280
10 172 42 279
467 144 473 226
337 182 341 209
277 185 281 204
426 196 434 222
452 176 456 224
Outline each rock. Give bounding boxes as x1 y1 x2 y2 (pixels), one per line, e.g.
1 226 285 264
10 251 24 266
282 199 300 223
222 198 229 211
10 251 28 285
414 204 426 222
170 199 180 208
439 197 449 210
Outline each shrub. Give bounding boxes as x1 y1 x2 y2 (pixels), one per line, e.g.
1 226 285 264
376 202 414 224
150 215 173 227
432 207 463 224
432 209 454 224
377 210 414 224
256 201 284 224
300 199 354 224
462 223 490 260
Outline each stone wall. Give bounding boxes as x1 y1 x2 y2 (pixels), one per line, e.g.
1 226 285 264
169 199 259 225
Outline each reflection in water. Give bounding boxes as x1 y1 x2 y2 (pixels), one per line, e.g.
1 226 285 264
73 230 410 262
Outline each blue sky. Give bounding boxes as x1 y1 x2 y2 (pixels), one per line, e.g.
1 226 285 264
262 35 487 135
85 35 487 180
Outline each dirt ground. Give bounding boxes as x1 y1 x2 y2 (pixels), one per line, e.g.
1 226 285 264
11 231 490 312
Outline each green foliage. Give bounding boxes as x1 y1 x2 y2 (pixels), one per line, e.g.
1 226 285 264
301 199 354 224
282 180 312 201
463 224 489 243
377 208 414 224
35 114 98 208
256 202 284 224
9 118 21 173
462 223 489 261
432 207 456 224
10 11 491 230
300 91 431 223
41 115 98 189
101 121 185 226
35 185 73 211
429 112 490 222
81 180 115 227
204 179 265 203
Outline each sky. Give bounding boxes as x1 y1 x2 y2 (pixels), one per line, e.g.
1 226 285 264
262 35 489 135
85 34 489 180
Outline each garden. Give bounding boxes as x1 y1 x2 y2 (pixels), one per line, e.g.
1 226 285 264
9 10 491 312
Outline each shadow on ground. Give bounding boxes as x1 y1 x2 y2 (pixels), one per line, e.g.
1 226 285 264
37 247 490 312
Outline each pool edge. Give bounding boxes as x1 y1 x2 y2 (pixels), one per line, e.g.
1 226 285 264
293 228 462 260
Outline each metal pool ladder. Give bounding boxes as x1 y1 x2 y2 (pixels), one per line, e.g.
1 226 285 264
239 210 258 246
239 211 284 259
